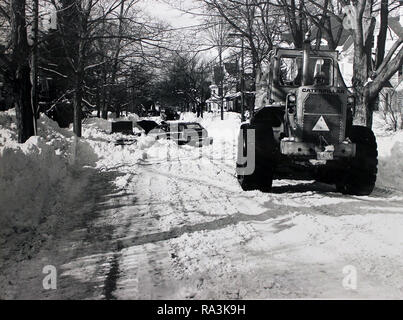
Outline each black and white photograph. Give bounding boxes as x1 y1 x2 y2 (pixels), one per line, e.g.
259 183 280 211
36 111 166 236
0 0 402 303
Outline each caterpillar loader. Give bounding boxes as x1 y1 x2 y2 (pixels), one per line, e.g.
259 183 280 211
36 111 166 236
237 39 377 195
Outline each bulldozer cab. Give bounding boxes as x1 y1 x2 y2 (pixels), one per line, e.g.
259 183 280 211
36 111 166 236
269 48 341 104
278 56 332 86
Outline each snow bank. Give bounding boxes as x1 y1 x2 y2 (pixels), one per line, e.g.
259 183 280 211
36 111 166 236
0 110 97 237
84 113 144 135
139 112 242 166
180 111 241 150
0 136 67 232
376 131 403 190
81 118 152 169
118 112 140 123
371 111 403 190
80 112 163 169
0 108 158 275
83 117 111 132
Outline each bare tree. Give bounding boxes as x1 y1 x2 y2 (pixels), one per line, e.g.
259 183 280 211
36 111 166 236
30 0 39 135
200 0 282 76
165 0 283 108
207 17 229 119
341 0 402 127
47 0 170 134
277 0 309 49
301 0 402 127
380 83 403 131
0 0 37 143
9 0 34 143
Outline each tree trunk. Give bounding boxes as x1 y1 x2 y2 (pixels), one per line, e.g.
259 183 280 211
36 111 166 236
115 105 121 118
30 0 39 135
101 65 107 119
96 87 100 118
73 37 85 137
342 1 402 129
376 0 388 69
108 0 125 118
73 70 83 137
352 47 373 127
72 0 92 137
350 3 375 128
11 0 34 143
99 16 108 120
14 65 34 143
219 47 224 120
354 87 373 128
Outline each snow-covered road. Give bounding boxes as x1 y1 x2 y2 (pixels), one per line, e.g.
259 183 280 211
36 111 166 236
1 112 403 299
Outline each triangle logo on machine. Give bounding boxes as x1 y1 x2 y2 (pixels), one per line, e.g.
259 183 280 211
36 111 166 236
312 116 330 131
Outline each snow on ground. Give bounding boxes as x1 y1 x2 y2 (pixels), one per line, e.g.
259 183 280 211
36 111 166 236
0 110 95 237
0 110 157 241
372 111 403 190
1 109 403 299
0 110 151 297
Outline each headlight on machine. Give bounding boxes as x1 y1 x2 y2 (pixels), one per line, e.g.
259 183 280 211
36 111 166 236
288 94 296 103
287 94 296 114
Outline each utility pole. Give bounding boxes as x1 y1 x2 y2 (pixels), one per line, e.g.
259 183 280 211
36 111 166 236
219 45 224 120
200 74 204 118
240 36 245 122
228 33 245 121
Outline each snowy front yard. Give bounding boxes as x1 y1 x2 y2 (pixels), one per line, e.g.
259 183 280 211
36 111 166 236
1 110 403 299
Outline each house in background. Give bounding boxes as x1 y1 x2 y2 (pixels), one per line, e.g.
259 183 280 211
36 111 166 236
206 61 255 115
206 84 221 112
206 83 241 113
206 61 239 113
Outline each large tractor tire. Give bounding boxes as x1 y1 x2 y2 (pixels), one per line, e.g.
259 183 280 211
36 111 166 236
336 126 378 196
236 123 274 192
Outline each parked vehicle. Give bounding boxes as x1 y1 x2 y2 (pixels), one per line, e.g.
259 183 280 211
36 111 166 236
161 108 180 121
146 110 160 117
111 121 134 135
136 120 160 134
150 122 213 147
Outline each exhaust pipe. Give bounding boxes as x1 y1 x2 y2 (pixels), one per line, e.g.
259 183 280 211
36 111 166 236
302 31 311 86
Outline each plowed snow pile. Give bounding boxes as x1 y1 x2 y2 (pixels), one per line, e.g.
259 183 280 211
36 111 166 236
0 110 148 249
1 111 88 238
373 112 403 190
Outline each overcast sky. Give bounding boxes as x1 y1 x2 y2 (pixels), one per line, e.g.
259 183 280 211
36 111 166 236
140 0 200 29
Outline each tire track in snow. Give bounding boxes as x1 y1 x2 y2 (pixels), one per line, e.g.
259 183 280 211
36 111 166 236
60 144 403 299
110 159 188 299
103 253 120 300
